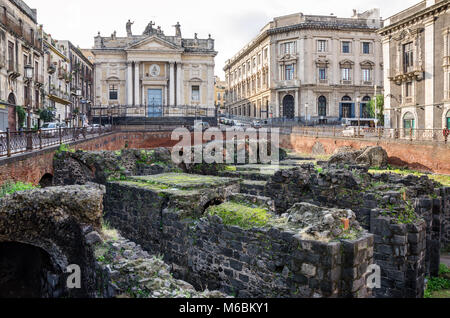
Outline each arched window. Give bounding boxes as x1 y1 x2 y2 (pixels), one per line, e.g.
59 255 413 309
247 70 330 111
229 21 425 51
318 96 327 117
403 112 415 129
342 96 352 102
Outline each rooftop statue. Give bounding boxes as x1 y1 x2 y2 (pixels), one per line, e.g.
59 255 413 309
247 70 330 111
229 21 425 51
143 21 156 36
173 22 181 37
126 19 134 37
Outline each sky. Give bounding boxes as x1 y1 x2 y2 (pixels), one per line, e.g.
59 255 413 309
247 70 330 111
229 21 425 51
26 0 420 78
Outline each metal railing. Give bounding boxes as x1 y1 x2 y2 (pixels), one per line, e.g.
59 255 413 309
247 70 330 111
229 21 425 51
90 104 217 118
0 126 113 158
285 126 450 143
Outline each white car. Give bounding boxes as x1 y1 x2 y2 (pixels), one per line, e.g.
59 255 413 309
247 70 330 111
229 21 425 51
342 127 356 137
41 122 59 138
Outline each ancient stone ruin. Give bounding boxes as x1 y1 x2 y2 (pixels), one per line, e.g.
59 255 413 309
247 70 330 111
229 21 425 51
0 144 448 298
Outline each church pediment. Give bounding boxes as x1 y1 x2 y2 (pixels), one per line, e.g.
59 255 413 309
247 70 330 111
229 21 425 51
127 35 182 51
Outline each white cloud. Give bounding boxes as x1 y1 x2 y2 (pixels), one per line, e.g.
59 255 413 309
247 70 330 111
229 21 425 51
26 0 420 78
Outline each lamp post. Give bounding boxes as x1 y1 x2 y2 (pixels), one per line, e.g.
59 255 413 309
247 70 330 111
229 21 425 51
356 96 361 138
305 103 309 126
24 64 34 150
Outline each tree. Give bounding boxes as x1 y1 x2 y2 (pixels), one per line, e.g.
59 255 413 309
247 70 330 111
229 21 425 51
367 95 385 126
39 108 56 123
16 106 26 128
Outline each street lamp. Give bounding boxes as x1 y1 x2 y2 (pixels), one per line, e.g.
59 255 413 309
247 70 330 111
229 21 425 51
24 64 34 150
356 96 361 138
305 103 309 125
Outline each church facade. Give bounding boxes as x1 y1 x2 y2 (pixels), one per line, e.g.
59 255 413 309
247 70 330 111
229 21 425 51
91 21 217 118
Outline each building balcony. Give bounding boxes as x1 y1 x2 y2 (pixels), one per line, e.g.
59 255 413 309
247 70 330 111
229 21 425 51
48 63 57 74
49 88 71 105
389 68 424 84
0 14 42 51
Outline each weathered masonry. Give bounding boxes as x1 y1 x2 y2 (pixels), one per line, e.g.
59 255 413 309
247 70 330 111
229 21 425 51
51 147 450 298
104 174 374 298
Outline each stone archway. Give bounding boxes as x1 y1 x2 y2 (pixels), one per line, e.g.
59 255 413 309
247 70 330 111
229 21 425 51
39 173 54 188
0 185 105 298
283 95 295 119
0 242 59 298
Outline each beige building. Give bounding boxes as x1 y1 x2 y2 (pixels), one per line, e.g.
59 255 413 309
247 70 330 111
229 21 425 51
379 0 450 132
214 76 226 114
42 32 71 125
224 9 384 123
92 21 217 118
0 0 44 131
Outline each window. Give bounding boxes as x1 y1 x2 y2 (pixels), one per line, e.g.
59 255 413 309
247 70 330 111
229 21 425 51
35 89 39 108
281 42 296 54
8 42 14 70
342 68 351 81
342 41 351 54
257 54 261 65
403 42 414 73
362 69 371 82
319 68 327 81
192 85 200 101
318 96 327 117
109 84 118 100
285 65 294 80
35 61 39 82
405 82 413 97
263 47 268 60
317 40 327 52
362 42 371 54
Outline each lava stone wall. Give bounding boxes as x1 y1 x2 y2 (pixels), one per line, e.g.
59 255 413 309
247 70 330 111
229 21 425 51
370 211 427 298
104 183 375 298
441 187 450 248
164 213 374 298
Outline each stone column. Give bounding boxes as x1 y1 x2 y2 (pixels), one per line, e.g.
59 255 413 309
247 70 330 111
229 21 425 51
275 91 279 117
424 16 435 130
169 62 175 106
127 62 133 105
295 90 299 117
382 37 393 128
176 62 182 106
134 62 140 106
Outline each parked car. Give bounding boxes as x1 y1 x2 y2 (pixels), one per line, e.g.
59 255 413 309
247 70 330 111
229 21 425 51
192 122 210 132
87 124 102 133
342 126 361 138
251 120 262 129
41 122 59 138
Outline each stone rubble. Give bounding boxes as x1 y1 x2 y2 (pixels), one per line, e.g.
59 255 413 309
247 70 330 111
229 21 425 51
95 232 229 298
281 202 363 241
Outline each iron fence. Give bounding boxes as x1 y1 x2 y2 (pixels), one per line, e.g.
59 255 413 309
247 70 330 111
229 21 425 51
90 104 217 119
0 126 113 158
286 126 450 143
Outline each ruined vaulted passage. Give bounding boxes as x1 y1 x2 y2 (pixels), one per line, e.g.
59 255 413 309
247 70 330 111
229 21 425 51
0 242 59 298
39 173 54 188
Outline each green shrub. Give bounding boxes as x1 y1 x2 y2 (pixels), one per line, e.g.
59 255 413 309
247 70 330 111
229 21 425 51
0 181 36 198
207 202 271 229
